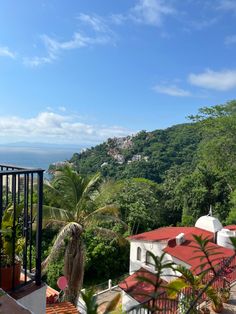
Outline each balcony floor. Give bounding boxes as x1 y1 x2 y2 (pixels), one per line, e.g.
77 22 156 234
0 289 31 314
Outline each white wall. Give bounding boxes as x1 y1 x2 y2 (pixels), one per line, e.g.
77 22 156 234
18 284 46 314
129 240 191 282
162 254 191 282
124 240 192 312
129 240 166 274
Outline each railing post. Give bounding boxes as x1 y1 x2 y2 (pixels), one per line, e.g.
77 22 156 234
35 171 43 286
0 174 2 287
12 174 17 290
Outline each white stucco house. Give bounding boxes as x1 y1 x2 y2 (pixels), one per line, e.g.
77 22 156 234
119 215 236 312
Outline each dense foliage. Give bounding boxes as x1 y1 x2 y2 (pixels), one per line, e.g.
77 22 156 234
44 100 236 288
70 123 201 183
71 100 236 225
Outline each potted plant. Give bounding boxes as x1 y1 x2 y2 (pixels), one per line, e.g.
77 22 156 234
0 204 24 291
210 293 224 313
219 287 230 303
199 304 210 314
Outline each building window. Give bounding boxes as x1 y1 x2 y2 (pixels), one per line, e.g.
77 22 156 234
137 247 141 261
146 251 153 266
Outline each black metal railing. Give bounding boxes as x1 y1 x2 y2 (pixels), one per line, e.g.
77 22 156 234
0 164 43 291
127 293 179 314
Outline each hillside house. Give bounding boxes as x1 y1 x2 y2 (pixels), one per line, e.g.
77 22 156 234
119 215 236 312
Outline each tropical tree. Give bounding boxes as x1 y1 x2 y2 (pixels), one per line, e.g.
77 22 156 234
42 165 122 305
167 265 220 313
189 100 236 190
167 235 236 313
95 178 163 234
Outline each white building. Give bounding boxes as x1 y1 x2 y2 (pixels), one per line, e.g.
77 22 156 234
119 216 236 312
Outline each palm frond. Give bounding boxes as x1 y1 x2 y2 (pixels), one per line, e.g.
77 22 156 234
42 222 83 272
104 293 121 314
167 278 189 298
44 180 75 212
84 204 120 220
82 172 101 197
43 205 74 224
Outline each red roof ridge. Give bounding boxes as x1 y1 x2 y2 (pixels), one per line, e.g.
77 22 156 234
128 226 213 242
224 225 236 231
164 237 234 273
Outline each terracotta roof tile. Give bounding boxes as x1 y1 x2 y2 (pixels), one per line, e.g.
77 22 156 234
46 285 60 304
224 225 236 231
119 268 166 303
128 227 213 242
164 233 234 273
46 302 78 314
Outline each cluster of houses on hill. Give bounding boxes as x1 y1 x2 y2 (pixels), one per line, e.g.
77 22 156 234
119 214 236 311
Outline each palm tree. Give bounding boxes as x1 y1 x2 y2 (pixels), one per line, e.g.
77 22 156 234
167 265 221 314
167 265 205 313
42 165 122 306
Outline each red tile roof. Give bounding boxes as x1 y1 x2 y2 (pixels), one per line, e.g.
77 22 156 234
46 286 60 304
119 268 166 303
225 225 236 231
164 233 234 274
46 302 78 314
128 227 213 242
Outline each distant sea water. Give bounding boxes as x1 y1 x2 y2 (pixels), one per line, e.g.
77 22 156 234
0 146 80 172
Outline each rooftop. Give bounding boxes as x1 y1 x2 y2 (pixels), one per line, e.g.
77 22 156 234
164 233 234 273
46 286 60 304
225 225 236 231
195 215 223 233
46 301 79 314
119 268 167 303
128 226 213 242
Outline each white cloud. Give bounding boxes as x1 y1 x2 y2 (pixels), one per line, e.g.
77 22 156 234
42 32 111 52
25 14 114 67
130 0 175 26
77 13 109 32
189 69 236 91
25 32 112 67
153 84 191 96
23 55 53 67
110 14 127 25
0 46 16 59
225 34 236 45
217 0 236 12
111 0 175 27
0 111 131 144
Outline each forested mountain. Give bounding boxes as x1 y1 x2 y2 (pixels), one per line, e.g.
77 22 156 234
45 101 236 288
70 100 236 227
70 123 201 183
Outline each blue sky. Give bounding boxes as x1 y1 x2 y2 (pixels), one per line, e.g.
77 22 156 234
0 0 236 145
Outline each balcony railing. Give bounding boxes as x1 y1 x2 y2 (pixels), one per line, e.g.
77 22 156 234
0 164 43 291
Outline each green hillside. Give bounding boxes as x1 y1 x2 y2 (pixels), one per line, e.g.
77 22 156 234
45 100 236 288
70 123 201 183
69 100 236 227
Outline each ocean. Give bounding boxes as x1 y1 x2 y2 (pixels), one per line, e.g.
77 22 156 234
0 146 79 171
